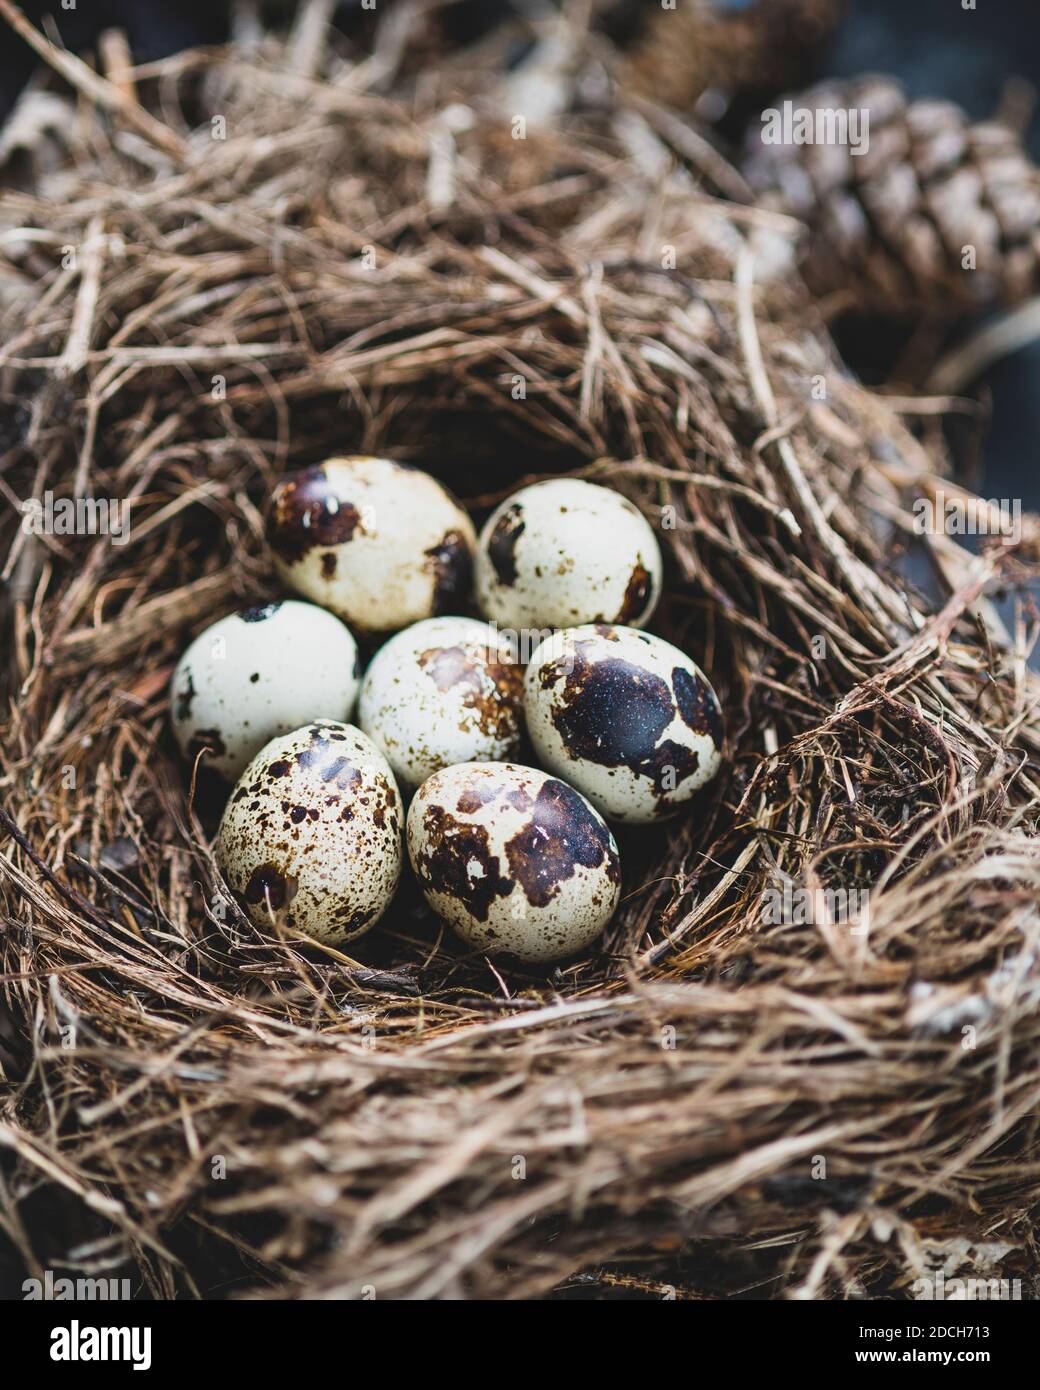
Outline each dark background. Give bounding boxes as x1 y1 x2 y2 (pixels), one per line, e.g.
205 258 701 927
824 0 1040 520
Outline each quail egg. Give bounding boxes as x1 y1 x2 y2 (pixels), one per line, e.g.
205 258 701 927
407 762 621 963
359 616 524 789
475 478 662 632
217 721 402 944
170 601 360 781
268 456 476 634
524 625 723 823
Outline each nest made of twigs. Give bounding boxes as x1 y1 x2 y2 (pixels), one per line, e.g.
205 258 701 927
1 13 1039 1300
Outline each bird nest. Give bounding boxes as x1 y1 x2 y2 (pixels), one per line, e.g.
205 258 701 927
1 21 1039 1301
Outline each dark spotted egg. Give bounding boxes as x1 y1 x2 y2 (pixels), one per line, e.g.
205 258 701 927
268 457 476 635
170 601 360 781
407 762 621 963
475 478 662 631
524 625 723 824
217 721 403 944
359 617 524 789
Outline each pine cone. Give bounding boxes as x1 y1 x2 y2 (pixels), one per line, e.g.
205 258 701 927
624 0 842 113
744 75 1040 316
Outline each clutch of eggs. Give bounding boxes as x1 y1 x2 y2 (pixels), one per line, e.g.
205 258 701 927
170 601 360 782
217 721 403 945
407 762 621 963
166 460 728 961
475 478 662 631
359 616 524 789
268 456 476 634
524 625 723 823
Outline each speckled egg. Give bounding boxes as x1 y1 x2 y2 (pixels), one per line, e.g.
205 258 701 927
268 456 476 634
170 601 360 781
217 721 403 944
359 617 524 789
475 478 662 632
524 625 723 823
407 762 621 963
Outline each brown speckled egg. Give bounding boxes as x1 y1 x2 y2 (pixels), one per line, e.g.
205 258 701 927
170 601 360 782
407 762 621 963
358 616 524 789
217 721 402 944
268 456 476 635
524 625 723 823
475 478 662 631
